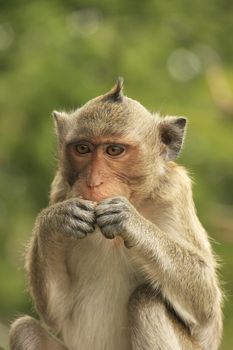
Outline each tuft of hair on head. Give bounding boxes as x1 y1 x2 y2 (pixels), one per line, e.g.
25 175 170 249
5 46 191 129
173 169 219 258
104 77 124 101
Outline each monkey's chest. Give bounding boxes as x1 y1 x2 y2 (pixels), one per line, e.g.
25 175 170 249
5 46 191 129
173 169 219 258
62 232 141 350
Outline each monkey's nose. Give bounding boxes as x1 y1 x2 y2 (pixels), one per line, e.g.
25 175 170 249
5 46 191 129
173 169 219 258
86 179 104 188
86 172 104 188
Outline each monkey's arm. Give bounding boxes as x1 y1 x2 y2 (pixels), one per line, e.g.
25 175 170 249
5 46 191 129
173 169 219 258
96 197 222 331
26 198 96 329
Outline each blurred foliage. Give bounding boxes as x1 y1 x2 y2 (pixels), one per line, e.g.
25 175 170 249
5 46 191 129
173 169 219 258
0 0 233 349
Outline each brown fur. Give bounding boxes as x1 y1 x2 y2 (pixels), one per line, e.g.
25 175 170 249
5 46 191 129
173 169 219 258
10 80 222 350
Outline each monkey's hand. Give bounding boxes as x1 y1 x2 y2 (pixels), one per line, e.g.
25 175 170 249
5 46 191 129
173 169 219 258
40 198 96 239
95 196 139 245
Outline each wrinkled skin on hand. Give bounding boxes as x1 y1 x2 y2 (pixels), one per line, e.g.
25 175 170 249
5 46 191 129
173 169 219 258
41 198 96 239
95 196 140 246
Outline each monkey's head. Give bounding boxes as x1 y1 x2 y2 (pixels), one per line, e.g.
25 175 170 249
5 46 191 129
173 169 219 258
53 78 186 204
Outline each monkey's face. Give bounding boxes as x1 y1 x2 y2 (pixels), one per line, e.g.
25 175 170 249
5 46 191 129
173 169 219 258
53 80 187 204
65 135 146 203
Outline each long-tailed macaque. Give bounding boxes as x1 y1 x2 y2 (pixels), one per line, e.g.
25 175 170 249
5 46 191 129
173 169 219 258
10 79 222 350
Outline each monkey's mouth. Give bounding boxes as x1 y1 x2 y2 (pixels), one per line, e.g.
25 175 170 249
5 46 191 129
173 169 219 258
80 188 131 203
79 189 112 203
75 181 131 203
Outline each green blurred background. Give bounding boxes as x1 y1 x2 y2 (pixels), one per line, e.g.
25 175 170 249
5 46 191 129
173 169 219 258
0 0 233 349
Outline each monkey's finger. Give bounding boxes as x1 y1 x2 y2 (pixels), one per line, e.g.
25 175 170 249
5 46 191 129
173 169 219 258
69 218 95 234
99 225 116 239
76 221 95 234
98 196 128 206
97 213 126 227
71 198 96 211
95 209 122 218
95 203 128 216
64 226 86 239
71 207 96 224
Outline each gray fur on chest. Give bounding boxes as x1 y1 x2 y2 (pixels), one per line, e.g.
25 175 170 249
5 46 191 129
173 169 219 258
61 230 141 350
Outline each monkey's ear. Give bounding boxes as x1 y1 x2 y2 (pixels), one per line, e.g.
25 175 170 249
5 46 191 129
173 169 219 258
159 117 187 160
104 77 124 101
52 110 68 138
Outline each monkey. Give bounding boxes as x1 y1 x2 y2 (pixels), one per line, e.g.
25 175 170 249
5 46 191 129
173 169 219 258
9 78 223 350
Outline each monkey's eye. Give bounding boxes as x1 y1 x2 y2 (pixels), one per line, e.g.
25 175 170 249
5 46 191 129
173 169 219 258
75 143 91 154
105 145 125 157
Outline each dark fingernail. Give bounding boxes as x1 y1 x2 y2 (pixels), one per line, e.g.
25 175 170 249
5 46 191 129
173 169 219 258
105 234 115 240
124 240 133 249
